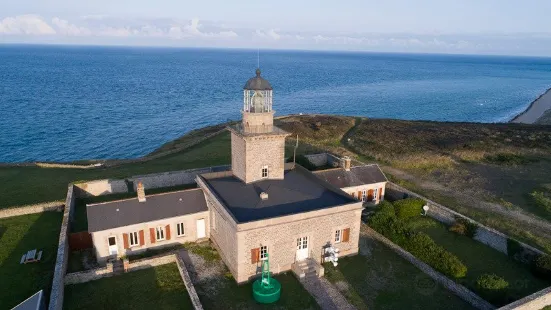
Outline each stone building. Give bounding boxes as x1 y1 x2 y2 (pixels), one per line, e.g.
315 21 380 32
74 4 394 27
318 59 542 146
86 69 387 283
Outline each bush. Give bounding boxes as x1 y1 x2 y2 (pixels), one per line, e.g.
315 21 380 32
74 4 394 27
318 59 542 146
405 232 467 279
477 274 509 290
393 198 425 220
532 255 551 279
449 218 478 238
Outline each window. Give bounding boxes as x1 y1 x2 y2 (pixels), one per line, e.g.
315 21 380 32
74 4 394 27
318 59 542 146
373 188 378 201
176 223 185 237
361 190 367 202
335 229 343 243
260 246 268 260
129 231 139 247
262 166 268 178
108 236 116 246
156 226 165 241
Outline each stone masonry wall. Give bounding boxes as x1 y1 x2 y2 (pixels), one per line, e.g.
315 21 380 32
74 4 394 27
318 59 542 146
64 262 114 285
305 153 341 168
72 165 230 197
236 208 362 283
365 226 495 310
231 132 247 183
244 135 286 183
48 185 75 310
385 182 545 261
0 201 64 218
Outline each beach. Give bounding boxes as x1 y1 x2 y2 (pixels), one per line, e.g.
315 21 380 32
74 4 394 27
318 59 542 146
511 88 551 124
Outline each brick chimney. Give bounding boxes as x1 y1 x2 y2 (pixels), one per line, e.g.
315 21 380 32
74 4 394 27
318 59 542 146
342 156 351 171
137 181 146 202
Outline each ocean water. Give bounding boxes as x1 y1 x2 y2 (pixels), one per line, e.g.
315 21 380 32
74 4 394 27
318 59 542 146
1 45 551 163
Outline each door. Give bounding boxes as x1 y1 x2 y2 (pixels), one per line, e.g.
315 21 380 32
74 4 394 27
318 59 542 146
196 219 206 239
108 236 118 255
296 236 309 261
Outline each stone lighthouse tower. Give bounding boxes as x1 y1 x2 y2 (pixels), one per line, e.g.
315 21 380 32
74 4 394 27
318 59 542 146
229 69 290 184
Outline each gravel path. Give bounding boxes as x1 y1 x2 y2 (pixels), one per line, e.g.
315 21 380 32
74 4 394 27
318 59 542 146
302 277 356 310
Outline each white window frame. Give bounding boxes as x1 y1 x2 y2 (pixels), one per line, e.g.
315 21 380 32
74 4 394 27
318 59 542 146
176 222 185 237
129 231 139 247
260 245 268 261
373 188 378 201
261 166 269 178
361 190 367 202
335 229 343 243
156 226 165 241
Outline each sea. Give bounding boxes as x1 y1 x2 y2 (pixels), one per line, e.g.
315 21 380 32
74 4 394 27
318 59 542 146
1 45 551 163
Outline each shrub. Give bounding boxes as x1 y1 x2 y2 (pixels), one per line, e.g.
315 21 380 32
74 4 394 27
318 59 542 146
476 274 509 291
449 218 478 238
393 198 425 220
530 191 551 213
532 255 551 279
405 232 467 279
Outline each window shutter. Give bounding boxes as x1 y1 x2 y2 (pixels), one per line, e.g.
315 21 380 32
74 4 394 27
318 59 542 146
342 228 350 242
123 233 129 249
150 228 156 244
357 191 362 199
379 188 383 200
165 225 171 240
251 248 260 264
139 230 145 246
368 189 374 200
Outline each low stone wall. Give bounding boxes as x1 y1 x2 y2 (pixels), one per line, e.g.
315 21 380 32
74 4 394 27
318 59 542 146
129 165 230 191
48 185 75 310
64 262 114 285
73 165 231 197
176 254 204 310
498 286 551 310
365 226 495 310
0 201 64 218
385 182 545 262
126 253 179 272
304 153 341 168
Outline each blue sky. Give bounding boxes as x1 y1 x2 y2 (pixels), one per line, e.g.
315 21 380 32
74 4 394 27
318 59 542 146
2 0 551 56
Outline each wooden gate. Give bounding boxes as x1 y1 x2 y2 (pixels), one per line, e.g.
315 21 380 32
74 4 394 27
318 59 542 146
68 232 93 250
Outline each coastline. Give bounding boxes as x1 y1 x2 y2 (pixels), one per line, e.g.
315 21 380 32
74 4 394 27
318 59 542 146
510 87 551 124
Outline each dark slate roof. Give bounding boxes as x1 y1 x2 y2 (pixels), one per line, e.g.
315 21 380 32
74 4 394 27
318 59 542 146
87 189 208 232
314 165 388 188
13 290 44 310
202 166 357 223
244 68 273 90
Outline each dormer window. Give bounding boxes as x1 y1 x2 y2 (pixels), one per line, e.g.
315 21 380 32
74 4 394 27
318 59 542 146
262 166 268 178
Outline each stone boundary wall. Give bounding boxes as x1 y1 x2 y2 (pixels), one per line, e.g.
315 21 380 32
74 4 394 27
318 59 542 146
304 153 341 168
498 286 551 310
0 201 64 218
48 185 75 310
386 182 545 262
365 226 495 310
73 165 231 197
64 262 114 285
63 253 203 310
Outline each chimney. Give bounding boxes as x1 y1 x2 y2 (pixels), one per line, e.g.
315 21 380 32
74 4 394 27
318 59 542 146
137 181 146 202
342 156 351 171
260 192 269 200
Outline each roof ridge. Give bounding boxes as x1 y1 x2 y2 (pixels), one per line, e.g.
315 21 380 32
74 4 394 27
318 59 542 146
86 187 201 207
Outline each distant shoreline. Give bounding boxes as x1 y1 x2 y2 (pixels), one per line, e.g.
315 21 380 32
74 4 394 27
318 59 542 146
510 87 551 124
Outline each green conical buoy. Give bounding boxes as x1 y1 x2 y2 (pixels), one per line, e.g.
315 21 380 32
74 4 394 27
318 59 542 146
252 254 281 303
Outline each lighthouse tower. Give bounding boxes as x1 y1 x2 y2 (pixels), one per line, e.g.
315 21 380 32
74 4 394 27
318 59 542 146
229 69 290 184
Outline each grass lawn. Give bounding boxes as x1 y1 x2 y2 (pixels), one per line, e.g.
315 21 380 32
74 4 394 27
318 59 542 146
324 229 475 310
64 263 193 310
195 272 319 310
0 132 231 209
407 216 551 306
0 212 63 309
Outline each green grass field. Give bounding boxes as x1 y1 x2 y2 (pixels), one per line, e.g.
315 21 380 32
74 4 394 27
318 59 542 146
0 212 63 309
407 216 550 306
194 272 319 310
323 230 474 310
64 263 193 310
0 132 231 208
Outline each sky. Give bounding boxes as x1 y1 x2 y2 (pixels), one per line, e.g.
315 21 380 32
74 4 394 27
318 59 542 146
1 0 551 56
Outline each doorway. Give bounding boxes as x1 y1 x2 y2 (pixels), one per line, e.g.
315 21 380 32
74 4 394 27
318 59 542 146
296 236 309 261
196 219 206 239
108 236 118 255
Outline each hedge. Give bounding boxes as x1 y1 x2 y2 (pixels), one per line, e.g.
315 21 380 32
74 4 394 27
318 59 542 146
532 255 551 279
477 274 509 290
393 198 425 220
449 217 478 238
368 201 468 278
